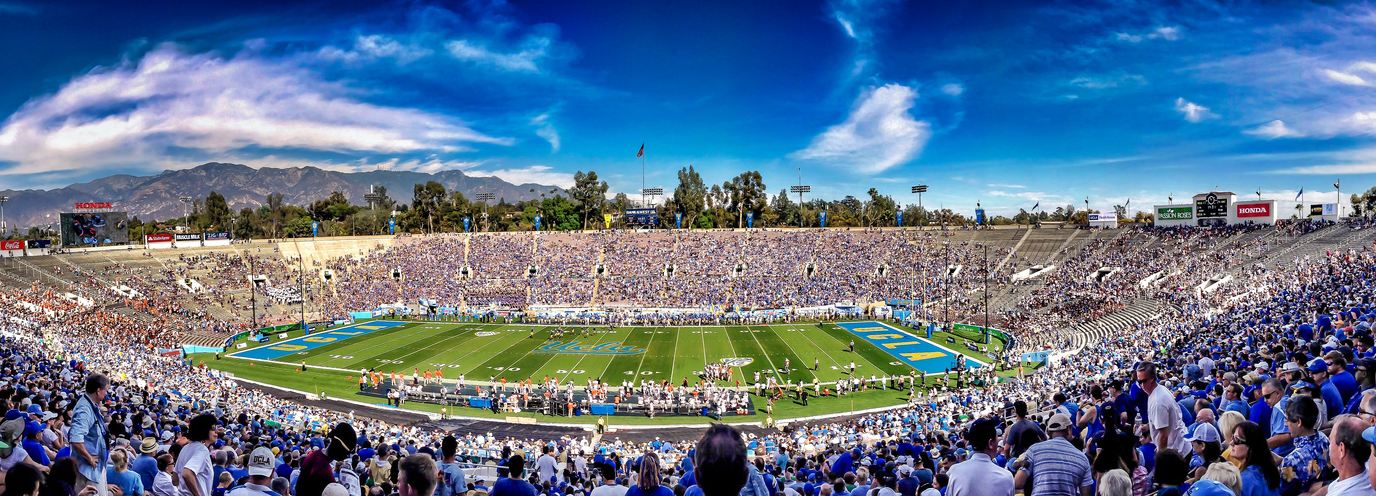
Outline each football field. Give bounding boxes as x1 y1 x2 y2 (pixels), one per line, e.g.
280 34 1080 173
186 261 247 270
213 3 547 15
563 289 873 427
225 320 994 386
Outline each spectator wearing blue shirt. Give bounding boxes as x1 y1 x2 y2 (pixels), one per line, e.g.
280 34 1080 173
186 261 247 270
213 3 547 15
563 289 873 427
21 421 51 467
1325 354 1359 405
1222 383 1250 417
132 438 161 491
625 452 672 496
492 455 538 496
69 372 110 489
1306 358 1345 424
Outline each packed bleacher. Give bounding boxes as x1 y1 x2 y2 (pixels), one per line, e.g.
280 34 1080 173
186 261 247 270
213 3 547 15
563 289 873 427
6 222 1376 496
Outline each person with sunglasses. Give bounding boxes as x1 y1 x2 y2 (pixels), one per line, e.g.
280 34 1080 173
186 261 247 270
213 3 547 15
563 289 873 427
1228 422 1280 496
1258 379 1294 457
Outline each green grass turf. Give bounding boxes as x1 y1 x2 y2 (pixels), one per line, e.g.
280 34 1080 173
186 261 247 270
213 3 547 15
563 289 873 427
207 319 1007 424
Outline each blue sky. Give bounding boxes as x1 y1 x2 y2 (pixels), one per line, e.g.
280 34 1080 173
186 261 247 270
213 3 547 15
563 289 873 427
0 0 1374 215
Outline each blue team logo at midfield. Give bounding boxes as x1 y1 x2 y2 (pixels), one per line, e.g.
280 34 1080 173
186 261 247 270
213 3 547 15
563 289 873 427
535 341 645 355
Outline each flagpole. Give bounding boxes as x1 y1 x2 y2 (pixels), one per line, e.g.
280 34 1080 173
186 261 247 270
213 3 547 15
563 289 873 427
1337 179 1342 219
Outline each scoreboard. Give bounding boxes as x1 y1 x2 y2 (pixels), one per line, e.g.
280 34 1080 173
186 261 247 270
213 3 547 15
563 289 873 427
1195 193 1228 218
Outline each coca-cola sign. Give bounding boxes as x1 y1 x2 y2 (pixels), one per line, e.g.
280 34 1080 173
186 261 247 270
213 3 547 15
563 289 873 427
0 240 23 251
1236 202 1271 218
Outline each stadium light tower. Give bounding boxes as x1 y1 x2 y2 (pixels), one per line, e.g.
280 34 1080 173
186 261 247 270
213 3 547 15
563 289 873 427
475 192 495 232
0 196 8 238
791 168 811 228
911 185 927 229
178 196 193 233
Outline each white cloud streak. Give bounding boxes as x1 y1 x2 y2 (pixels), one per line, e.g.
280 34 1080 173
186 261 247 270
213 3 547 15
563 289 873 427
0 45 509 177
531 112 560 152
1174 97 1217 123
790 84 931 174
1245 120 1304 139
466 165 574 188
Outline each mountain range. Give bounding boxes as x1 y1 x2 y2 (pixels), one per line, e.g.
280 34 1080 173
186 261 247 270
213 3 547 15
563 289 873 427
0 163 566 230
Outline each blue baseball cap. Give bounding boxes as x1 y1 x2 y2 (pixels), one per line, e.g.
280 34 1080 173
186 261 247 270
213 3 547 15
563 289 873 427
25 404 42 416
1307 358 1328 373
1364 426 1376 444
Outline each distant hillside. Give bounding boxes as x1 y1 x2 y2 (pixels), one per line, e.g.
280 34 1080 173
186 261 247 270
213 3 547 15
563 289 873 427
0 162 565 230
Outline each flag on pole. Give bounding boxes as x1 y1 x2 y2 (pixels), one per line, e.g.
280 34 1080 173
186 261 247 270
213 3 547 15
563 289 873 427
1031 201 1039 211
636 144 644 158
1295 188 1304 201
1335 179 1341 190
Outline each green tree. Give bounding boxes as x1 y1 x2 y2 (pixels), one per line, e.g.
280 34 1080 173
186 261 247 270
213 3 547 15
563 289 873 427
203 192 232 231
724 171 767 228
671 165 708 229
265 193 285 238
864 188 898 227
769 189 798 227
411 181 447 233
569 170 609 230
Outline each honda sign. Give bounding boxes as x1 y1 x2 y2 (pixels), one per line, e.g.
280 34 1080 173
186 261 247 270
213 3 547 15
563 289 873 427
1236 203 1271 218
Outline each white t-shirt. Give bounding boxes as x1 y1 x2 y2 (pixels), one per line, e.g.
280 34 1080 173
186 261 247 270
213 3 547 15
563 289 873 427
589 484 628 496
1148 384 1190 455
174 442 214 496
537 454 559 483
0 445 30 471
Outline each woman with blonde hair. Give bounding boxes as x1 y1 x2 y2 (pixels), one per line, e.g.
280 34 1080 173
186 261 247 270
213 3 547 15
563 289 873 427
105 449 144 496
625 452 672 496
1218 411 1246 447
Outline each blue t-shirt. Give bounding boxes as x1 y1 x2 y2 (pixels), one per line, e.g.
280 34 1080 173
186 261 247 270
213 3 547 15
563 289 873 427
22 438 51 466
133 454 160 491
625 485 673 496
491 477 539 496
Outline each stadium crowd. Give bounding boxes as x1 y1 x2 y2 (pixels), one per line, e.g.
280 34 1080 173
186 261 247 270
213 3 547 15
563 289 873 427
8 221 1376 496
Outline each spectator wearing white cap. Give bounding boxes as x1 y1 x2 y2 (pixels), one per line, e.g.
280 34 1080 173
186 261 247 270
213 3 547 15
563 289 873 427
1012 413 1092 496
1184 423 1222 481
227 447 277 496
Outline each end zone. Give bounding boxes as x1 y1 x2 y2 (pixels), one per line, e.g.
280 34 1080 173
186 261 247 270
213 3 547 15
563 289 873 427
229 320 409 361
836 321 986 374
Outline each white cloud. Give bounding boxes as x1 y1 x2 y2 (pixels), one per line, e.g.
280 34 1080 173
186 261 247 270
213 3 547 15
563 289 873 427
941 83 965 96
1114 25 1183 43
1270 163 1376 175
987 183 1026 189
1174 97 1217 123
466 165 574 188
1324 68 1371 86
531 112 560 152
445 38 550 73
0 45 510 177
790 83 931 174
1245 119 1304 139
833 12 857 39
318 34 433 64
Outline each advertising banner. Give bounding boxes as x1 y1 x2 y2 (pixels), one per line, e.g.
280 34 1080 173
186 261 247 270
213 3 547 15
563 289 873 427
975 209 986 225
204 232 231 241
175 233 201 241
1088 213 1117 222
25 239 51 249
0 240 24 251
73 202 114 210
675 212 682 229
1324 203 1338 216
746 211 754 228
897 210 904 226
146 233 174 243
1236 202 1272 218
1311 204 1324 217
1156 206 1193 220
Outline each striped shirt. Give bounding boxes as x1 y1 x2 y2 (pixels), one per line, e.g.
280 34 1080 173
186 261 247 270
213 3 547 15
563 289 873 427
1022 437 1093 496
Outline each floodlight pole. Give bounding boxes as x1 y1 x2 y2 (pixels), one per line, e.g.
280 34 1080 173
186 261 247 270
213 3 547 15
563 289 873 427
0 196 8 239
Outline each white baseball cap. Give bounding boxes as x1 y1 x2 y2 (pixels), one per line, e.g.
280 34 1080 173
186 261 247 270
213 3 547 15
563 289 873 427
248 447 276 477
